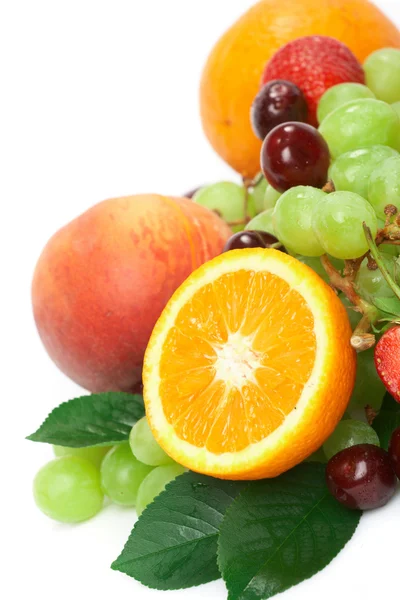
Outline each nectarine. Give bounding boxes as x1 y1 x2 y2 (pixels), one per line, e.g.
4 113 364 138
32 194 231 392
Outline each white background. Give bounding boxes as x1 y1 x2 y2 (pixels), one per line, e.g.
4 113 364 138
1 1 400 598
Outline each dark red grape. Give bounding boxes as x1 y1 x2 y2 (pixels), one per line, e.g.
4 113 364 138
326 444 397 510
184 187 201 199
223 230 287 253
131 380 143 395
251 80 308 141
389 427 400 480
261 122 330 192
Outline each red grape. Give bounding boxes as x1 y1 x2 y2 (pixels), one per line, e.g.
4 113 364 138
389 427 400 480
184 187 200 199
131 380 143 395
261 122 330 192
326 444 397 510
251 80 308 140
223 230 286 253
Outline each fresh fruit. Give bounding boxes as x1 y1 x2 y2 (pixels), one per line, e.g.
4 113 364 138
136 464 186 516
131 380 144 395
184 187 201 199
261 123 330 192
317 83 375 124
298 256 344 285
199 0 400 178
248 176 268 214
319 99 400 159
312 191 378 259
143 249 356 480
375 326 400 402
326 444 397 510
389 427 400 479
32 195 231 392
223 231 285 253
329 146 398 199
263 185 281 210
129 417 174 467
262 36 364 126
251 80 308 140
100 443 153 506
33 456 104 523
193 182 255 232
273 187 326 257
355 255 400 303
392 101 400 120
350 348 386 412
53 445 111 468
245 209 275 236
323 420 380 460
368 155 400 219
364 48 400 104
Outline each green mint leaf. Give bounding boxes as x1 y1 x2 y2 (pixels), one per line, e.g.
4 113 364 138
218 463 361 600
373 296 400 317
372 392 400 450
26 392 144 447
111 471 246 590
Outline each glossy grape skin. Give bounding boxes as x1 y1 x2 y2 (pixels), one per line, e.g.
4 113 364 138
245 209 275 236
355 255 400 303
329 145 398 199
319 99 400 159
100 443 153 506
223 230 286 252
326 444 397 510
312 191 378 259
261 122 330 192
392 101 400 120
323 420 380 460
248 176 268 214
129 417 174 467
53 445 111 468
389 427 400 479
33 457 104 523
136 464 186 516
193 182 256 232
251 80 308 140
263 185 281 210
368 155 400 220
364 48 400 104
317 83 375 124
273 186 326 256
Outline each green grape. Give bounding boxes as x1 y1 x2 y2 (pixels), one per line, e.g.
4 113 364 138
317 83 375 124
245 208 275 235
136 464 186 516
263 184 281 210
33 457 104 523
392 101 400 120
298 255 344 284
368 155 400 220
129 417 174 467
355 254 400 303
193 182 256 232
53 445 111 468
323 420 380 460
273 186 326 256
306 447 326 463
100 443 153 506
364 48 400 104
312 191 378 259
248 176 268 214
319 99 400 159
329 145 398 199
350 347 386 411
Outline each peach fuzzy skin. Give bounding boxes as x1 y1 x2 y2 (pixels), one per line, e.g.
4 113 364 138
31 194 231 393
200 0 400 178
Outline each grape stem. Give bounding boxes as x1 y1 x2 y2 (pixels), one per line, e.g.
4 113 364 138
363 222 400 302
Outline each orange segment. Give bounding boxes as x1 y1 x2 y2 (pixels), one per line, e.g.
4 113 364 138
143 249 356 480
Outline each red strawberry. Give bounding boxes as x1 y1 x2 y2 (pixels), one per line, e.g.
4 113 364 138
375 326 400 403
262 36 365 126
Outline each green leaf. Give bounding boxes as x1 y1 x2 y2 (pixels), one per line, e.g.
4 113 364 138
373 296 400 317
26 392 144 447
112 472 246 590
218 463 361 600
372 392 400 450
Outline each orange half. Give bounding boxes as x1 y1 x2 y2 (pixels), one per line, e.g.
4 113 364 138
143 249 356 480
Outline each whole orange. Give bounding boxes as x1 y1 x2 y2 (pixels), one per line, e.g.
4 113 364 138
200 0 400 178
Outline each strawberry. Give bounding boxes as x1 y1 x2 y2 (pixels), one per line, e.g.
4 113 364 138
375 326 400 403
262 36 365 126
